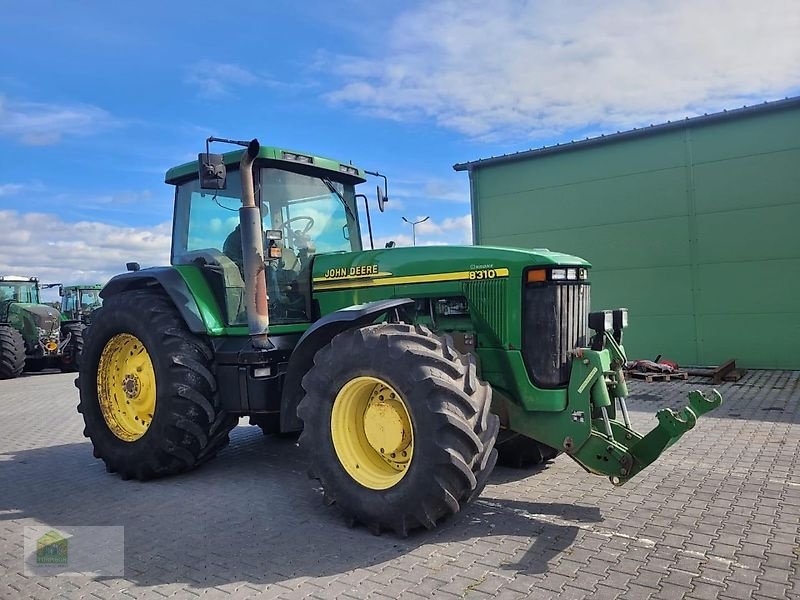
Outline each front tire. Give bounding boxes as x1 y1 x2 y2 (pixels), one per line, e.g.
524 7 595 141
59 322 84 373
78 289 237 480
0 325 25 380
298 323 499 536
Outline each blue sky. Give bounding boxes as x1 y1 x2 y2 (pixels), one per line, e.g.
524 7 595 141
1 0 798 292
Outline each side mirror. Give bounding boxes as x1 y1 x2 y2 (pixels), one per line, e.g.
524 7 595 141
377 185 387 213
198 153 227 190
126 262 141 272
58 286 64 297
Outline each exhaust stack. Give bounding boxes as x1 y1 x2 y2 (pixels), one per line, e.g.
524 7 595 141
238 139 270 348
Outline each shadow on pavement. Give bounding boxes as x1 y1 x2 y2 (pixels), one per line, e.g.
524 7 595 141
625 369 800 425
0 427 601 588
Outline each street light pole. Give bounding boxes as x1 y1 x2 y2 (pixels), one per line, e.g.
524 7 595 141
402 216 430 246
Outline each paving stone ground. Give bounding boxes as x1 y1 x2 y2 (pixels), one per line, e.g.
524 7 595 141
0 369 798 599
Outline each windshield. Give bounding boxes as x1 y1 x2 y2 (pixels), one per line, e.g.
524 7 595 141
0 282 39 304
79 289 102 311
260 168 361 255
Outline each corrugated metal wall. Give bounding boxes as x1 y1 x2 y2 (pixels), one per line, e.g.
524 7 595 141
470 104 800 369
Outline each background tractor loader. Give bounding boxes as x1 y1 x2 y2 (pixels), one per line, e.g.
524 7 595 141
77 138 721 535
0 276 83 378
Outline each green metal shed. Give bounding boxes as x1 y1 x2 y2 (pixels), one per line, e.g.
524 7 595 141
454 97 800 369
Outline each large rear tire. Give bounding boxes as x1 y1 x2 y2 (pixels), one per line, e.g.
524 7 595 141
495 430 560 468
298 323 499 536
59 322 84 373
0 325 25 380
77 289 238 480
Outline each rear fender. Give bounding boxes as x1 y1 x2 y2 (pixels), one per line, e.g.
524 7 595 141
101 268 206 333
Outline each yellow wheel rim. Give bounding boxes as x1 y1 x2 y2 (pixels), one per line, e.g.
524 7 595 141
331 376 414 490
97 333 156 442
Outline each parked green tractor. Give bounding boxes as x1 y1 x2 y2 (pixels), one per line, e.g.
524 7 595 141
77 138 721 535
0 276 84 378
59 284 103 324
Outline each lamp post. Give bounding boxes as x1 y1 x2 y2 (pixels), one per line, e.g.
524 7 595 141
402 216 429 246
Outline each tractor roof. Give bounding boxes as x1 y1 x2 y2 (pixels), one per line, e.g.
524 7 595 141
0 275 37 282
165 145 367 185
64 284 103 290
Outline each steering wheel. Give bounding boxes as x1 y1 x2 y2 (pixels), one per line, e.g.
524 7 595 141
282 215 315 235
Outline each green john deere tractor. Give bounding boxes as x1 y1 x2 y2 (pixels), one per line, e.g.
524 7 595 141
77 138 721 535
0 276 84 378
59 284 103 324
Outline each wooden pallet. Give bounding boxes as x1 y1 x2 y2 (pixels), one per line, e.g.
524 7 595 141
629 370 689 383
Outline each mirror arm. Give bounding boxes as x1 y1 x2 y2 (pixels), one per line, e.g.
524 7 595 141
365 170 388 202
206 136 252 154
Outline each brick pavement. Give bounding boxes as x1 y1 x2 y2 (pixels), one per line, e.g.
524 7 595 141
0 369 797 599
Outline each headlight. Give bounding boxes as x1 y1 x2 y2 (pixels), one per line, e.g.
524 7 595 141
281 151 314 164
613 308 628 330
589 310 613 333
526 267 589 283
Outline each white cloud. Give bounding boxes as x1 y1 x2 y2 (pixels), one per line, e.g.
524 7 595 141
0 183 25 197
0 210 171 285
390 177 469 205
373 233 414 249
185 60 304 98
416 214 472 241
375 213 473 248
0 95 119 145
185 61 261 97
325 0 800 140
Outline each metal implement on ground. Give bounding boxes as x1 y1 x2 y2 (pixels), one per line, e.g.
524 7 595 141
0 276 84 378
75 136 722 536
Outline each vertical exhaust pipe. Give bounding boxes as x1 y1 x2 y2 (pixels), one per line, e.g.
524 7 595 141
238 139 270 349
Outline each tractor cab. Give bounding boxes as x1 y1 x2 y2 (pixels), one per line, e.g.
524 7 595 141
0 276 40 310
60 284 103 323
166 146 367 326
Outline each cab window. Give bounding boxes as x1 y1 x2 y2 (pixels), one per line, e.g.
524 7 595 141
171 165 359 326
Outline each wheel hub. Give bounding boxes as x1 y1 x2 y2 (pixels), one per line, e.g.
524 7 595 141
331 376 415 489
96 333 156 442
363 393 411 459
121 373 140 399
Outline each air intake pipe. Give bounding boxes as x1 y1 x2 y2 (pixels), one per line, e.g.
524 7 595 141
238 139 270 348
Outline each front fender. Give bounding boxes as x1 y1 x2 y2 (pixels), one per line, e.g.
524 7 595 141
279 298 414 432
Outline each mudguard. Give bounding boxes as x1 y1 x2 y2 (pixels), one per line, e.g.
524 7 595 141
101 268 207 333
279 298 415 432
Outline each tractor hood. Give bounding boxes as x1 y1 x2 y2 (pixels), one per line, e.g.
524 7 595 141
7 303 61 347
311 244 590 292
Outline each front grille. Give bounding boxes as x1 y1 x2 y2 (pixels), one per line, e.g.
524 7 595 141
522 282 590 388
462 278 507 344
